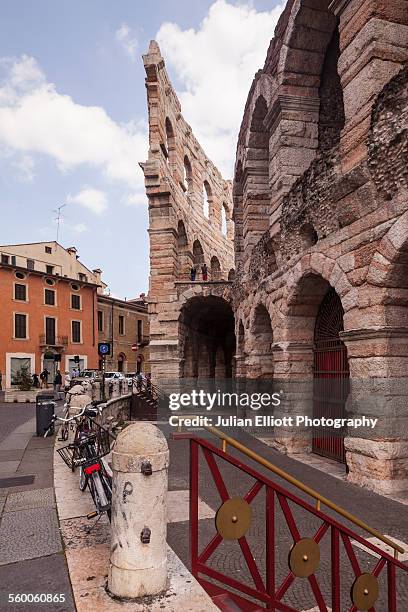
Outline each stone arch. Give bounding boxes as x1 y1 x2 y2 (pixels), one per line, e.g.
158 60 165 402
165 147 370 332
176 219 191 279
248 303 274 379
179 295 236 379
164 117 176 167
203 180 211 219
367 210 408 289
183 154 193 192
117 352 127 373
192 239 204 267
210 256 221 280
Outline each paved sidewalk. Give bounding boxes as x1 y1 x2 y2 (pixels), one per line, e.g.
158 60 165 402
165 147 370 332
0 402 75 611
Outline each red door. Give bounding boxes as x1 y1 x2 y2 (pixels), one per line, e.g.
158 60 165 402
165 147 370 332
313 288 349 463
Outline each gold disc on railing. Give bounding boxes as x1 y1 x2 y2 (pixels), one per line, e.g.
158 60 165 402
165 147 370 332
288 538 320 578
215 497 251 540
351 573 379 610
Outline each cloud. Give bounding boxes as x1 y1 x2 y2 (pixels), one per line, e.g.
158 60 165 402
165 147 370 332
67 187 108 214
70 222 88 234
124 192 147 207
115 23 138 61
0 55 147 188
13 154 35 182
157 0 284 177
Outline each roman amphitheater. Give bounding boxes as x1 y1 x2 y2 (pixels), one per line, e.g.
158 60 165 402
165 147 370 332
141 0 408 497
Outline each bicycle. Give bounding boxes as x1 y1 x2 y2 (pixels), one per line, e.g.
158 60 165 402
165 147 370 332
45 401 115 522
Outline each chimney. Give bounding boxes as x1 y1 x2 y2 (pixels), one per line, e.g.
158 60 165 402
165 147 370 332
67 246 77 257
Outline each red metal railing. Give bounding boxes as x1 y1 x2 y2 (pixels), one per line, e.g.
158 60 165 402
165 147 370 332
176 433 408 611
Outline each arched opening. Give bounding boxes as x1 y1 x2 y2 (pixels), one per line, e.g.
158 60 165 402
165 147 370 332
221 203 228 236
164 117 175 166
203 180 211 219
318 25 345 153
183 155 193 192
251 304 274 378
244 96 270 251
192 240 204 267
117 353 126 373
180 296 235 379
210 256 221 280
136 354 144 374
228 269 235 281
177 220 190 279
313 287 349 463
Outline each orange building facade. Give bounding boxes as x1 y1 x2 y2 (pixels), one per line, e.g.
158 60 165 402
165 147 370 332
0 248 99 389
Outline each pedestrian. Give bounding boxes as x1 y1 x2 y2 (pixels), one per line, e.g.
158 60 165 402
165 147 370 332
201 263 208 281
71 368 78 379
40 368 49 388
64 371 71 391
190 266 196 281
136 372 143 392
32 373 40 388
0 370 2 391
146 372 152 394
54 369 62 394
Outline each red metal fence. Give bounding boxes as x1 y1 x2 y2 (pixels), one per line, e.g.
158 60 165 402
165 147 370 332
179 434 408 611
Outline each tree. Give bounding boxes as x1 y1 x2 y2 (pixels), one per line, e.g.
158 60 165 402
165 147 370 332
15 366 32 391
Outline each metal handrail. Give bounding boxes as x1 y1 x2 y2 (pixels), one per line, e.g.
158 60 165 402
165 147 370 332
204 425 404 557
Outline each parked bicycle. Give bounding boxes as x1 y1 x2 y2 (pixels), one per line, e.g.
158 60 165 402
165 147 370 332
45 401 115 522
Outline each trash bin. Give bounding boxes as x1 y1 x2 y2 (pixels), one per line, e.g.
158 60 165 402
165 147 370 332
36 396 56 437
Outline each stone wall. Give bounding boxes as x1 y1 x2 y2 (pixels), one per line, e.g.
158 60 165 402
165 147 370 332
141 41 235 380
231 0 408 496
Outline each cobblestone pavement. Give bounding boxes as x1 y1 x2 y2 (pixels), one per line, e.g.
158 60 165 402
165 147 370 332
0 401 75 611
164 425 408 611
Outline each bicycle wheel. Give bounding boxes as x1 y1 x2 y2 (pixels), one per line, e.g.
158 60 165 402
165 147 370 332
100 471 112 522
79 467 87 491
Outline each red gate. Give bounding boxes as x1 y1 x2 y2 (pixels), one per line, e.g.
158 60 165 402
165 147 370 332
175 429 407 611
313 288 349 463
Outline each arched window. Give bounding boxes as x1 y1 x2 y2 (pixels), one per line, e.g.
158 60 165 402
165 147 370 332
177 220 190 279
221 204 228 236
164 117 175 166
210 256 221 280
183 155 193 192
117 353 126 373
203 180 211 219
192 240 204 266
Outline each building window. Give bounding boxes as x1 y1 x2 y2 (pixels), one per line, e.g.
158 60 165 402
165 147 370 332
97 310 103 332
1 254 10 264
44 289 55 305
14 284 27 301
45 278 55 286
137 320 142 343
10 357 31 385
14 313 27 339
119 315 125 335
72 320 81 343
15 271 26 280
78 273 87 282
71 283 80 291
45 317 56 345
71 294 81 310
46 265 54 275
27 259 35 270
45 246 52 254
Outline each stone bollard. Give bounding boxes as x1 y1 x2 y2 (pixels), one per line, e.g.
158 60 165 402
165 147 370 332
108 423 169 599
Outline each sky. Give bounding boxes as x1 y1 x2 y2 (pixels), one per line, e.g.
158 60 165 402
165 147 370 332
0 0 283 298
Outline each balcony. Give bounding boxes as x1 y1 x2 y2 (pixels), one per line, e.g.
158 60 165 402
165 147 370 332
39 334 69 348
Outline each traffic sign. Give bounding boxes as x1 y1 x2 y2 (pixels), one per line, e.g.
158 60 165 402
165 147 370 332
98 342 111 356
131 343 138 352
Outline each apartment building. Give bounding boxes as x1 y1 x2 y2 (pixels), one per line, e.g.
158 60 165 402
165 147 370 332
0 242 102 388
97 294 150 375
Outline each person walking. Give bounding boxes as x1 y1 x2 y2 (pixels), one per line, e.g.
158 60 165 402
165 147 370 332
0 370 2 391
54 370 62 394
32 373 40 388
64 370 71 391
146 372 152 394
40 368 49 388
201 263 208 281
190 266 196 281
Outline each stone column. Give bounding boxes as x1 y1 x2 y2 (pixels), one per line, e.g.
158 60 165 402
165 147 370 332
108 423 169 598
342 328 408 496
